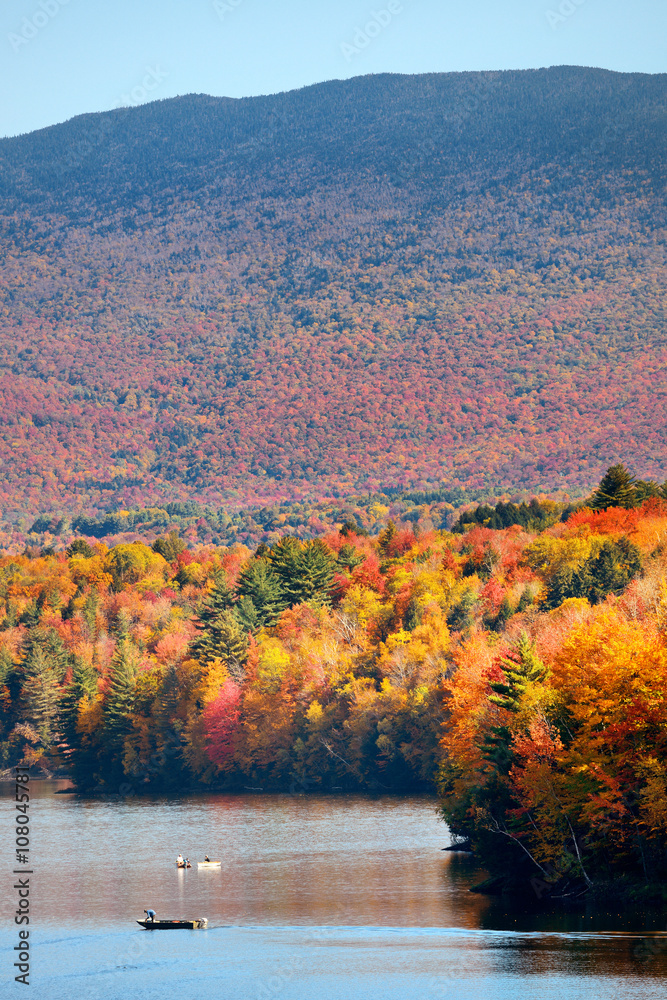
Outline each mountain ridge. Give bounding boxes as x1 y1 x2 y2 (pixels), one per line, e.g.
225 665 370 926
0 67 665 521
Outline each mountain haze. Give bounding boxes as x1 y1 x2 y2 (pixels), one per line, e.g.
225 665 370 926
0 67 665 519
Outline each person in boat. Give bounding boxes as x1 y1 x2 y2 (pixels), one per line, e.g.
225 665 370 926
177 853 183 866
144 909 156 923
204 855 210 862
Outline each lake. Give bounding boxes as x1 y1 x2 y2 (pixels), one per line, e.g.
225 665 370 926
2 781 666 998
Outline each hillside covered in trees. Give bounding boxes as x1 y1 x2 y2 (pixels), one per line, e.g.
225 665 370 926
3 465 667 895
0 67 666 522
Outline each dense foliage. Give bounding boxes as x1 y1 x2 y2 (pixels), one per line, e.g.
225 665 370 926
0 68 666 522
10 485 478 552
1 464 666 904
439 489 667 896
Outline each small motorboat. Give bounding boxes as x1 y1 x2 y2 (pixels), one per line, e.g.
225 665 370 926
197 860 222 869
176 861 191 868
137 917 208 930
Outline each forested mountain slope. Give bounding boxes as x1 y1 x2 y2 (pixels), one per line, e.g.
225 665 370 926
0 67 665 518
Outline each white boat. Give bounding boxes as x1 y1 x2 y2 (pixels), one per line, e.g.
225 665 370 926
197 860 222 869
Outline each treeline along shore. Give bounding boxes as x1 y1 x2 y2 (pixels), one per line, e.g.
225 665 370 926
2 464 667 899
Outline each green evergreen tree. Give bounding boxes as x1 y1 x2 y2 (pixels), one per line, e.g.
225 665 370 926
488 633 546 713
446 589 478 632
59 656 99 786
633 479 663 504
516 588 533 613
295 540 336 606
546 536 642 609
404 597 422 631
481 634 547 774
337 543 364 571
492 594 514 632
0 647 13 687
20 644 62 745
544 565 586 610
191 609 249 679
234 596 261 634
60 656 98 745
586 537 642 604
236 559 286 627
151 531 185 562
269 536 303 604
82 591 100 639
67 539 95 558
378 520 397 553
195 573 236 625
103 616 137 751
0 649 20 740
20 592 45 628
590 464 636 510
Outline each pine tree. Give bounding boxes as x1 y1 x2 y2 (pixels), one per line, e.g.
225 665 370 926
295 540 336 606
337 543 364 571
480 634 547 775
590 464 636 510
492 595 514 631
236 559 286 628
268 537 335 607
60 656 98 747
20 645 61 745
82 591 100 639
269 536 303 605
546 537 642 609
103 616 137 750
151 531 185 562
234 595 260 634
378 521 397 553
0 647 13 687
191 609 249 679
586 538 642 604
516 588 532 613
196 573 236 626
488 633 546 712
67 539 94 558
634 480 663 504
59 657 100 786
544 565 586 610
20 629 70 746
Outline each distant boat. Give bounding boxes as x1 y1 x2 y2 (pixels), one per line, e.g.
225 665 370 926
137 918 208 930
197 860 222 869
176 861 191 868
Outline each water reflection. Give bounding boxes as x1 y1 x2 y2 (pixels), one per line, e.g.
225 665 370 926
2 779 666 994
16 782 491 928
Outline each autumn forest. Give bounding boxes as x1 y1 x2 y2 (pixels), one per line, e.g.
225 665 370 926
1 67 667 899
1 464 667 895
0 68 666 530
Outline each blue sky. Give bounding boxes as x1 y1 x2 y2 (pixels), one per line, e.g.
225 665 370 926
2 0 666 137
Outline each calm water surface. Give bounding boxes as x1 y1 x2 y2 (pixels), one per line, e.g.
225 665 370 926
2 781 666 998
